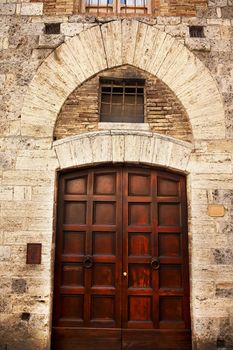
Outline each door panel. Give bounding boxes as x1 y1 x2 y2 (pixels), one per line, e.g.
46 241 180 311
52 166 191 350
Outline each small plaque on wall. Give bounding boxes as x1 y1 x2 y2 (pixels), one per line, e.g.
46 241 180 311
208 204 225 217
26 243 42 264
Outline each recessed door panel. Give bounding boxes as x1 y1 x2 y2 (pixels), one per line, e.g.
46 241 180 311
52 166 191 350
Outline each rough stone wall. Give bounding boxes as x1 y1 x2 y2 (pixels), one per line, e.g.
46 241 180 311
0 1 233 350
38 0 208 17
54 65 192 142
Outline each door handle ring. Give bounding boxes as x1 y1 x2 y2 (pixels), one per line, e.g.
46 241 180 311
151 257 160 270
83 255 93 268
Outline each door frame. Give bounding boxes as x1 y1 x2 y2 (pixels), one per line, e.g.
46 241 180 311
50 130 194 349
51 162 192 349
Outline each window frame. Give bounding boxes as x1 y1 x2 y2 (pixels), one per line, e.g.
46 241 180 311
81 0 151 15
99 77 146 124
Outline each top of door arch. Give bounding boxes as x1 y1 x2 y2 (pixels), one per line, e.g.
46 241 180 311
21 20 225 140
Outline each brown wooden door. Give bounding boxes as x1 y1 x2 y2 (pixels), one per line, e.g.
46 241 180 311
52 165 191 350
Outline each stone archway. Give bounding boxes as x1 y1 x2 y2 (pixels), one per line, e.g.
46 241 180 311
21 19 225 141
54 131 193 172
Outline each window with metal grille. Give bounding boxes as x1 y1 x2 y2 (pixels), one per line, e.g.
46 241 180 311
100 78 145 123
84 0 149 14
44 23 61 34
85 0 114 14
189 26 205 38
118 0 149 14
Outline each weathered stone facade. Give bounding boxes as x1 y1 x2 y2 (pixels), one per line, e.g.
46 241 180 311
0 0 233 349
55 65 193 141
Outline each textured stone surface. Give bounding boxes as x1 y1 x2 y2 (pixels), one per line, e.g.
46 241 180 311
54 65 192 142
20 3 43 16
54 131 193 171
0 6 233 350
40 0 207 16
12 279 27 294
21 20 226 140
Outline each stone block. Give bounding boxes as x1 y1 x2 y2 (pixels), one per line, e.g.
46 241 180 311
0 36 9 50
122 20 139 65
209 0 228 6
91 134 112 164
0 187 13 201
221 5 233 18
0 279 11 294
0 74 6 89
124 134 141 162
210 39 231 51
20 3 43 16
182 17 207 25
185 37 211 51
206 140 233 153
0 246 11 261
139 135 155 164
3 231 49 246
187 154 232 174
220 25 233 39
157 16 181 25
21 23 45 36
15 150 58 171
13 186 32 201
0 3 15 15
213 248 233 264
11 294 49 314
193 281 216 300
76 26 106 73
0 295 12 313
204 25 221 40
99 123 150 131
1 206 52 219
111 134 125 163
193 299 229 318
0 217 24 232
216 283 233 297
192 231 228 250
216 7 222 17
70 136 93 166
31 48 53 61
2 170 55 186
165 24 188 37
54 141 72 169
38 34 64 49
60 23 84 36
152 137 172 167
168 141 193 171
12 279 27 294
27 278 50 295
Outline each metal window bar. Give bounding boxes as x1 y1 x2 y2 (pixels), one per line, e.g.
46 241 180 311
189 26 204 38
86 0 113 14
120 0 147 14
100 79 145 123
85 0 148 14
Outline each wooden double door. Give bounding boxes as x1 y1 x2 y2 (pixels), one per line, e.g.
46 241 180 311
52 165 191 350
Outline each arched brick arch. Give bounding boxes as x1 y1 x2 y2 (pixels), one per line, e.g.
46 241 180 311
21 20 225 140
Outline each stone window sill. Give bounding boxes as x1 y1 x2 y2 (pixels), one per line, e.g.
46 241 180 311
98 122 150 131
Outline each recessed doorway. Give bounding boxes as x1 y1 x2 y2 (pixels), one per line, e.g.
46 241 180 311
52 165 191 350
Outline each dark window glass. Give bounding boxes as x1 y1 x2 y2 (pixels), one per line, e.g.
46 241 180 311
189 26 204 38
44 23 61 34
